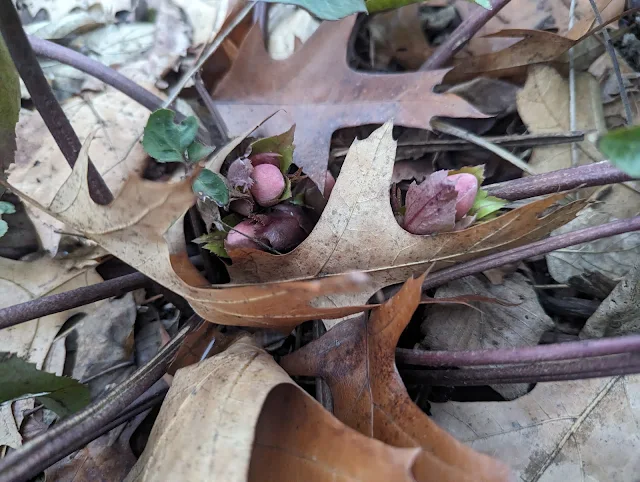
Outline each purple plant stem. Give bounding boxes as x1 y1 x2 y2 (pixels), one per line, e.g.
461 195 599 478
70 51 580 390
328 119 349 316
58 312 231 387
485 161 634 201
401 353 640 385
421 0 513 70
0 2 112 205
422 215 640 290
396 334 640 367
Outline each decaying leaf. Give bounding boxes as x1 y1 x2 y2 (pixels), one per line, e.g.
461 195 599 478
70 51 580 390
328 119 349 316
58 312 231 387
581 263 640 338
421 273 554 400
7 87 152 256
212 15 486 191
226 122 585 327
127 336 425 482
0 256 103 448
281 275 512 481
6 134 373 329
547 207 640 285
0 353 89 417
17 0 132 23
431 375 640 481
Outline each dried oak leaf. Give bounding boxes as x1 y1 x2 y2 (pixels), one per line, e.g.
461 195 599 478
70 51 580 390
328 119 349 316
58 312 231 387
127 336 426 482
211 15 485 191
281 275 512 482
227 122 586 328
444 1 624 84
5 134 372 330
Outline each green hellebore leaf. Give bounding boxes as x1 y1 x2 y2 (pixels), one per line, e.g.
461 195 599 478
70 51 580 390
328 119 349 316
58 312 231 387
0 37 20 175
366 0 490 14
187 142 215 163
470 189 507 221
249 125 296 174
597 125 640 177
259 0 366 20
193 169 230 207
0 353 90 417
142 109 199 163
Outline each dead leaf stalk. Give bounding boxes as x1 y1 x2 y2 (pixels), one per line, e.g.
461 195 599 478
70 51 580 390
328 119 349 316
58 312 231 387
401 354 640 385
0 315 201 482
0 0 113 205
420 0 513 70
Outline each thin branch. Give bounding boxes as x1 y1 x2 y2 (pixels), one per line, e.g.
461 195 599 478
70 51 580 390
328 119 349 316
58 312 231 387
420 0 513 70
0 316 201 482
0 1 112 205
484 161 633 200
194 73 229 144
163 2 255 109
422 215 640 291
568 0 580 168
396 334 640 367
401 353 640 385
587 0 634 125
431 119 536 174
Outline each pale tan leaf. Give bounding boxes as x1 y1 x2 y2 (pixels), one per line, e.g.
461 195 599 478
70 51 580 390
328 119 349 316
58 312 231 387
17 0 132 23
431 375 640 481
127 336 423 482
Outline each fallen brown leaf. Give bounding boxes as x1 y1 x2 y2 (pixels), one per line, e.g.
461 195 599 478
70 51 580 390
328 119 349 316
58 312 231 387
211 15 485 191
281 275 512 481
6 134 372 329
226 122 585 327
127 336 427 482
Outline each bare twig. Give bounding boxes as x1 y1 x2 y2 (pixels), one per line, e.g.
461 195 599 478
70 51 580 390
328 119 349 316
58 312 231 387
0 316 201 482
587 0 633 124
421 215 640 290
396 334 640 367
568 0 580 168
163 2 255 109
431 119 536 174
485 161 633 200
0 1 112 205
420 0 513 70
194 73 229 144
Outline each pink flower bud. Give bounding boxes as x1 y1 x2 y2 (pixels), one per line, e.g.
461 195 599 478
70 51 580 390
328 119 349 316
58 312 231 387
448 173 478 220
250 164 286 207
224 220 260 251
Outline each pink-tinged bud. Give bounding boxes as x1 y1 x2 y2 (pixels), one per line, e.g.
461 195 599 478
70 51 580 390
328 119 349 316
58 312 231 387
250 164 286 207
448 173 478 220
229 198 254 217
224 220 260 251
250 152 281 167
324 170 336 198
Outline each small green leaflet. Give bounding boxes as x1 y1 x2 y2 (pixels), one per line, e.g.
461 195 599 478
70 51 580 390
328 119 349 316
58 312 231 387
470 189 506 220
259 0 366 20
187 141 215 163
0 201 15 238
193 169 230 207
143 109 202 163
249 125 295 174
597 125 640 177
0 353 90 417
193 214 241 258
365 0 490 14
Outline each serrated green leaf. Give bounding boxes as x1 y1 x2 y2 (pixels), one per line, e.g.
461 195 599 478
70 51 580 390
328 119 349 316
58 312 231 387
0 37 20 175
470 189 507 220
187 142 214 163
597 125 640 177
204 240 230 258
250 125 295 174
193 169 229 207
366 0 490 13
0 353 90 417
260 0 366 20
142 109 199 163
448 165 485 185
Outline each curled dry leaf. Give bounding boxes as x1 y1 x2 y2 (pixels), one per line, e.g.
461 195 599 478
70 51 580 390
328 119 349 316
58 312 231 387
6 135 373 330
127 336 424 482
226 122 586 328
212 15 486 191
281 275 512 481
